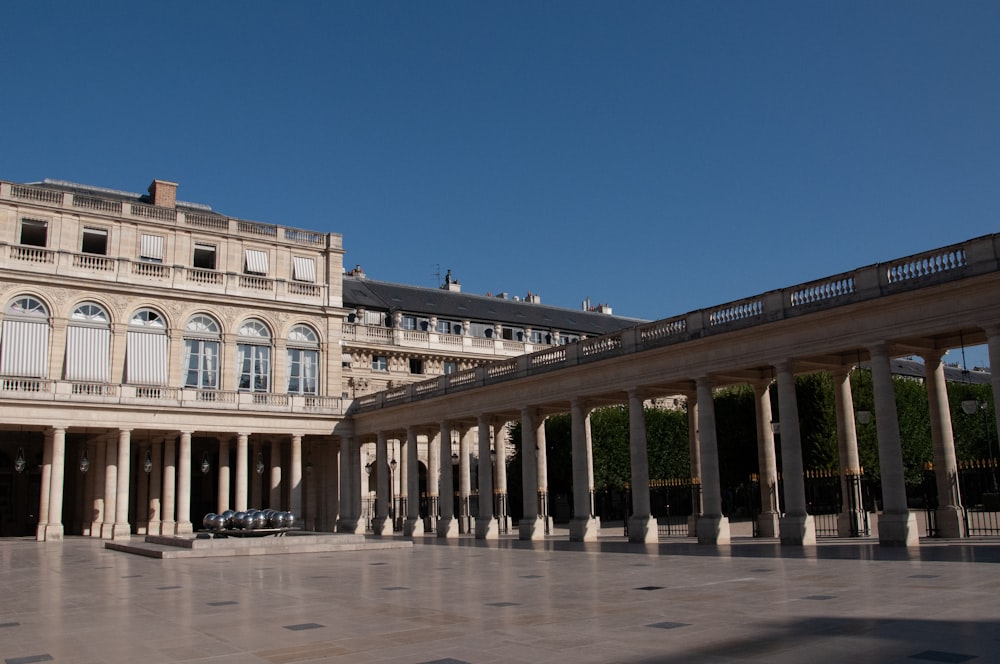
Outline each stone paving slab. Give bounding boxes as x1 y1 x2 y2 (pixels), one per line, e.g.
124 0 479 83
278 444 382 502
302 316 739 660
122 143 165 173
1 534 998 663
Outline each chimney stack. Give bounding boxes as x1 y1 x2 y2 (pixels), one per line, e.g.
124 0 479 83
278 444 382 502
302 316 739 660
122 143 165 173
148 179 178 208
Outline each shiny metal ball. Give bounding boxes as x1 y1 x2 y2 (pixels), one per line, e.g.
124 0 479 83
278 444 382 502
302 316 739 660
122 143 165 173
210 514 227 531
233 511 249 529
220 510 235 528
252 512 267 529
203 513 217 529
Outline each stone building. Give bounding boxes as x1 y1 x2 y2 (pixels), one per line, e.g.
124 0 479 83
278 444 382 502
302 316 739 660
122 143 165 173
0 176 636 539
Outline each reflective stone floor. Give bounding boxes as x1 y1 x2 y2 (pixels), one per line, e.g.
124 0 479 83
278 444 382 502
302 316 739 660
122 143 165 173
1 531 999 663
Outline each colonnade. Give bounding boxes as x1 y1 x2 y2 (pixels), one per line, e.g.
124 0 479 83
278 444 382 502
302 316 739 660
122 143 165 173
345 331 1000 547
35 430 339 541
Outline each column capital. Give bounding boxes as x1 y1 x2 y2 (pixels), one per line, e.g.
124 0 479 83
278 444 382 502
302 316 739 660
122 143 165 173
867 341 891 358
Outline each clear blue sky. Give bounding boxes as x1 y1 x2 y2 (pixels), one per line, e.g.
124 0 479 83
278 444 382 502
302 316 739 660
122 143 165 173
2 2 997 366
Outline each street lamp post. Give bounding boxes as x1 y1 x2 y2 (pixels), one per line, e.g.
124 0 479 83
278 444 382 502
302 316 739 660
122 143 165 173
389 457 398 527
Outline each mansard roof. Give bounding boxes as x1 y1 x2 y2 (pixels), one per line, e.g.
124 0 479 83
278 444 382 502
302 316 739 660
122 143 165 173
343 277 643 336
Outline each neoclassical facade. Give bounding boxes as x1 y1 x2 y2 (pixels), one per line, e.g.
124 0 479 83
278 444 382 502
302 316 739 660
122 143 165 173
0 177 634 540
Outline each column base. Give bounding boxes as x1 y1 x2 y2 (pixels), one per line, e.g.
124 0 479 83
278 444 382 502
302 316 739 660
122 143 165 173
878 511 919 546
756 511 780 538
158 521 176 536
175 521 193 535
100 523 116 539
337 518 361 534
779 514 816 545
627 515 659 543
878 512 920 546
90 521 104 538
837 510 869 538
934 505 966 538
518 516 546 541
111 523 132 540
436 516 459 538
403 517 424 537
371 516 390 536
569 516 600 541
475 517 499 540
696 515 731 545
36 524 64 541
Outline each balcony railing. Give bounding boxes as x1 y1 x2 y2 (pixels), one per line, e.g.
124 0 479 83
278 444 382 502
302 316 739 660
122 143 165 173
0 379 346 415
351 233 1000 413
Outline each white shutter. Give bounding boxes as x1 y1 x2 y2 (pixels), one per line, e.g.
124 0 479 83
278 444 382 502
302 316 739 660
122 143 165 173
65 326 110 382
140 234 165 261
126 331 167 385
292 256 316 282
244 249 269 275
0 319 49 377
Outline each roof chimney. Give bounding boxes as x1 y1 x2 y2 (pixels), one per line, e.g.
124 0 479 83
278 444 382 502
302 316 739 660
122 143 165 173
148 179 178 208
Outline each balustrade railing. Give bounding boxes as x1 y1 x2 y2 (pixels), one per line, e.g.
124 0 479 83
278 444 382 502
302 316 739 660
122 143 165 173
351 234 999 414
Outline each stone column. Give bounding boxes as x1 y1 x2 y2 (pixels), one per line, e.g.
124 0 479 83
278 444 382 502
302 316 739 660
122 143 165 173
35 429 53 541
437 421 458 538
695 378 731 544
459 424 473 533
475 415 498 539
304 441 317 530
427 427 440 533
235 433 249 512
753 380 781 538
217 437 231 514
337 436 360 533
270 442 282 509
112 429 132 539
136 446 150 534
90 439 107 537
250 439 262 509
176 431 193 534
924 351 965 537
290 434 303 522
493 419 511 533
536 415 553 533
81 445 95 536
832 368 866 537
147 439 162 535
518 408 544 540
869 342 918 546
569 398 599 541
161 436 176 535
101 435 118 539
373 431 389 534
403 427 423 536
687 389 702 536
325 441 340 532
627 389 657 543
40 428 66 541
775 362 815 545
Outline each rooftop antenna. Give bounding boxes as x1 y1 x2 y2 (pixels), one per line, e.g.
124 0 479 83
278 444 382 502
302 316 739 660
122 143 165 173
433 264 442 287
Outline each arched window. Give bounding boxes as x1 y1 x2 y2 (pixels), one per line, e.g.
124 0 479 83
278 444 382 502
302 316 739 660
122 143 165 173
287 324 319 395
237 318 271 392
126 308 167 385
65 302 110 382
183 314 220 390
1 296 50 377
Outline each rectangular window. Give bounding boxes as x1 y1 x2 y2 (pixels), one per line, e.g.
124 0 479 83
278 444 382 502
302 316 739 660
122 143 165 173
444 361 457 375
193 243 217 270
401 315 416 330
409 358 423 374
364 310 387 326
237 343 270 392
530 330 544 344
372 355 388 372
287 348 318 395
435 319 452 334
244 249 269 275
140 234 165 263
292 256 316 282
19 219 48 247
81 227 108 255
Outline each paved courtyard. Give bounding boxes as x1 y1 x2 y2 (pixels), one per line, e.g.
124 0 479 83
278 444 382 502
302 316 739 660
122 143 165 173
1 531 999 664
